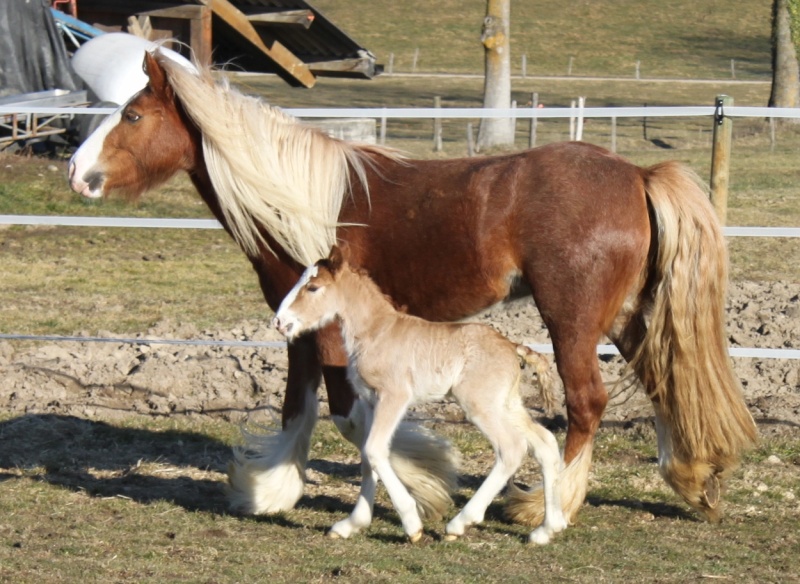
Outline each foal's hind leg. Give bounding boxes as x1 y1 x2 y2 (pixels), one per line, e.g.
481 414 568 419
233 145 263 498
505 330 609 526
446 373 528 539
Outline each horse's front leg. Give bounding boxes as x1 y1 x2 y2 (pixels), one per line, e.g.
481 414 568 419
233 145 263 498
227 334 322 514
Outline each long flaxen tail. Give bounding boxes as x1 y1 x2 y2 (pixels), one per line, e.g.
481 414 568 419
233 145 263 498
506 161 757 527
627 161 757 521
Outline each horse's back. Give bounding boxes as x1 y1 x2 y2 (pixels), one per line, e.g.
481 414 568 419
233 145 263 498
339 141 651 323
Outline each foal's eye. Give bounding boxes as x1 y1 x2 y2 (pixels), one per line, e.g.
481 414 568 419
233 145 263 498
124 111 142 123
306 285 320 293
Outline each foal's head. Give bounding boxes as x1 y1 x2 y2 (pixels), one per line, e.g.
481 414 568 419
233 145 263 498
68 50 199 200
273 246 348 341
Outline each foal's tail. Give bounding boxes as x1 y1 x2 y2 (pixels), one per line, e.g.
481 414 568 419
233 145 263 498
516 345 556 413
632 161 757 521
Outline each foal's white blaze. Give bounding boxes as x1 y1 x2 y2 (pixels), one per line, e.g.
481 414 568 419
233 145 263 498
273 264 319 339
68 106 125 198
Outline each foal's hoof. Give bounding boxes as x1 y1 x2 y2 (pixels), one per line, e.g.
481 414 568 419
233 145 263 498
443 534 459 542
327 531 343 540
408 530 423 544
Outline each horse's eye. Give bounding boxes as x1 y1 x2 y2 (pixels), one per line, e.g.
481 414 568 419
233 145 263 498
306 284 320 293
124 111 141 123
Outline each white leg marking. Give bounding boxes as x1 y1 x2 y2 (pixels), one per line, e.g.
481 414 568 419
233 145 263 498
227 388 318 514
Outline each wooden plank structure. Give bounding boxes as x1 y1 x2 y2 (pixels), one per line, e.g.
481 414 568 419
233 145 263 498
72 0 381 87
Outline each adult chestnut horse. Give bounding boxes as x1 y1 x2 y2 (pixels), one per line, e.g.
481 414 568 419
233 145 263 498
69 50 756 527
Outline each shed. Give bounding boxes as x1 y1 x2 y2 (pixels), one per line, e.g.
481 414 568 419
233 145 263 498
70 0 380 87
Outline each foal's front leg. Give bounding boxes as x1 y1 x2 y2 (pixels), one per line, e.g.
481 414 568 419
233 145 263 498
364 391 423 541
328 403 378 539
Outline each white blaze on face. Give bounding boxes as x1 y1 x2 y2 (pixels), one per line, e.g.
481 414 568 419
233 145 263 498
67 105 125 198
273 265 320 338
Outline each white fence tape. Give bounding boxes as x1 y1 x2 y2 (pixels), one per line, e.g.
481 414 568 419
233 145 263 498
2 216 799 238
4 105 800 120
0 334 796 360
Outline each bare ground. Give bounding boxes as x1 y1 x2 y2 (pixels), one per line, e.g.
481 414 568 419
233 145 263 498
1 280 798 437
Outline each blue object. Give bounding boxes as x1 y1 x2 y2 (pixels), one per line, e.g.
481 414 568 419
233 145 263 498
50 7 105 42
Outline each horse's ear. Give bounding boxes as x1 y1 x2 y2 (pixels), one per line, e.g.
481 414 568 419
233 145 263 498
328 245 345 273
143 51 172 100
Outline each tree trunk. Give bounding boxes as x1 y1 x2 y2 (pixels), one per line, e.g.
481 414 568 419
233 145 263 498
769 0 800 107
477 0 513 150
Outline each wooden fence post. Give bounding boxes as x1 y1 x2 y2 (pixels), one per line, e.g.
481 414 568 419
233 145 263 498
379 108 387 145
433 96 442 152
529 92 538 148
611 116 617 153
710 95 733 224
467 122 475 156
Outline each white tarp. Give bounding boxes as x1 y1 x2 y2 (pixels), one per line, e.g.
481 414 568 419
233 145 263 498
71 33 194 105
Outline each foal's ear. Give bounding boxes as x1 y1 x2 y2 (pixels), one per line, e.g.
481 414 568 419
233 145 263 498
143 51 173 100
327 245 345 273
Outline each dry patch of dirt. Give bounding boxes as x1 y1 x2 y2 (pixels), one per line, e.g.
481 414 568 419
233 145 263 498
1 280 798 437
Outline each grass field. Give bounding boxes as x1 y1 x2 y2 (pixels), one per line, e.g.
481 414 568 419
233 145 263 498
1 1 799 582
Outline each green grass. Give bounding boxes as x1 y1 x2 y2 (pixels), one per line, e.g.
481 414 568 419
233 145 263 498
0 4 798 581
312 0 772 80
0 416 797 584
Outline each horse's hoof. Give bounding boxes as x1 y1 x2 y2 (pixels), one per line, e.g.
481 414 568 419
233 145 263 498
443 534 459 542
327 530 344 540
408 530 423 544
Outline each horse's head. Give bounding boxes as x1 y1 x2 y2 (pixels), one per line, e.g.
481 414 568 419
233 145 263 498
69 50 199 200
272 246 347 341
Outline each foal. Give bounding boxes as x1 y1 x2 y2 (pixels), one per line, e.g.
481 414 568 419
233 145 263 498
273 246 568 544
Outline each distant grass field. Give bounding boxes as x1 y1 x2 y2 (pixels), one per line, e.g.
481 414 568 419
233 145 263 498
310 0 772 80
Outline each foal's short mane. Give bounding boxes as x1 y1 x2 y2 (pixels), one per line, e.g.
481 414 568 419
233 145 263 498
156 53 402 266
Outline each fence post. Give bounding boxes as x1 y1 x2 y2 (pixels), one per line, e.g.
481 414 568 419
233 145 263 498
379 108 387 145
433 96 442 152
611 116 617 153
467 122 475 156
575 96 585 141
569 100 576 140
710 95 733 224
511 99 517 141
529 92 538 148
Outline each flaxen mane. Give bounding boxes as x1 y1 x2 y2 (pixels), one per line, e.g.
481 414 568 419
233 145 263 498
157 55 401 266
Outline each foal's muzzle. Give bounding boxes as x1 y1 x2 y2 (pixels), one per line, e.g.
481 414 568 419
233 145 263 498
272 315 294 337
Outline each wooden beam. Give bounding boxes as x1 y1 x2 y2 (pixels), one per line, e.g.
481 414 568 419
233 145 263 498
309 57 378 78
140 5 208 19
197 0 316 88
190 5 212 67
248 10 314 29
